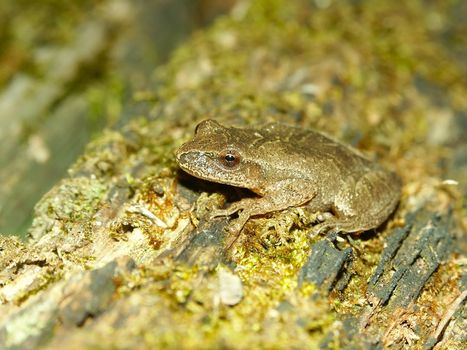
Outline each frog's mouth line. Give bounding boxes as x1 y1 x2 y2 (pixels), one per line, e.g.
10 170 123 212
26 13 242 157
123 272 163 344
177 151 255 189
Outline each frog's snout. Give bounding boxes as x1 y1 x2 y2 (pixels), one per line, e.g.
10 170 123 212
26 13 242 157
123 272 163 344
175 143 189 163
174 147 181 162
175 145 196 167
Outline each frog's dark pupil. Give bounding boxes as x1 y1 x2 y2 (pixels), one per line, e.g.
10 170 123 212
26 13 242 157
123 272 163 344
220 150 240 168
225 154 236 162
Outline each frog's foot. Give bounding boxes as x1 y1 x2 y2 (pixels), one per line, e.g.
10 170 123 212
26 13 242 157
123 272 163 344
222 209 253 235
307 212 333 237
219 211 252 251
311 216 367 238
209 197 257 219
209 198 259 233
203 209 245 251
210 208 235 219
309 222 332 238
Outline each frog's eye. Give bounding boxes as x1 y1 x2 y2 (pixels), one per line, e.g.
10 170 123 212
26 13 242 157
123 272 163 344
220 149 241 168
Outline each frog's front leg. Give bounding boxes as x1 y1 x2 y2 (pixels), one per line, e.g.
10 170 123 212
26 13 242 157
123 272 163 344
211 179 316 233
210 197 261 233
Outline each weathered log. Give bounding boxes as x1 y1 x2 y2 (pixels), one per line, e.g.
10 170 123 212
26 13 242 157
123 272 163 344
1 0 466 349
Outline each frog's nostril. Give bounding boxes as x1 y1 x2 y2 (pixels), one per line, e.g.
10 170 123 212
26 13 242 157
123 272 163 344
175 151 184 163
175 144 188 161
176 151 193 165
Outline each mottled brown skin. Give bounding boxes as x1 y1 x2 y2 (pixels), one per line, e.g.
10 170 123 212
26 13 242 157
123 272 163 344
176 120 401 234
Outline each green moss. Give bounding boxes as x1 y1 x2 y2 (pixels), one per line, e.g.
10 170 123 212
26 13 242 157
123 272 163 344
13 0 465 348
114 260 334 349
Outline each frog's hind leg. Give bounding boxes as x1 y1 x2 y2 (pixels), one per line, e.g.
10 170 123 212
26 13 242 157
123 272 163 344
309 216 361 238
329 170 401 234
310 218 365 237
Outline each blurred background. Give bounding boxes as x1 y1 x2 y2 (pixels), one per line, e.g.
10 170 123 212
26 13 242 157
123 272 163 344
0 0 238 238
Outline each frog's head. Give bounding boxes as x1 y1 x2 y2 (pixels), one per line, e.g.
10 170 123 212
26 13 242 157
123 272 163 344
175 119 264 193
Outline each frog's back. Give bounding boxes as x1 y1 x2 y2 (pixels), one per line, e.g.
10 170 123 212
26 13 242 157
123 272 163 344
260 123 401 233
255 123 375 179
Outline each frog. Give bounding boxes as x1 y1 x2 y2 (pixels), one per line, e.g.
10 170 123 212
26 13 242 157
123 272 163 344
175 119 401 235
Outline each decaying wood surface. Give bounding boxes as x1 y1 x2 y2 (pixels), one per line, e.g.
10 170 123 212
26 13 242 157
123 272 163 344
0 1 465 349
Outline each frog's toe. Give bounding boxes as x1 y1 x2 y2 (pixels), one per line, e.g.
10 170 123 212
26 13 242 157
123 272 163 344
227 217 248 234
309 222 331 238
209 209 229 219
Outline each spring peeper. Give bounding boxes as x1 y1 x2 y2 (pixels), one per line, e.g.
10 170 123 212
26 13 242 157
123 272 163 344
176 120 401 234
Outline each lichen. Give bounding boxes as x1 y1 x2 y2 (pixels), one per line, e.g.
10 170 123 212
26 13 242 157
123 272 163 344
29 177 107 240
